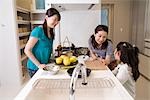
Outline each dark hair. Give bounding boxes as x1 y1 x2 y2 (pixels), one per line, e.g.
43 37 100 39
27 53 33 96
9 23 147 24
43 8 61 40
116 42 140 81
90 25 110 49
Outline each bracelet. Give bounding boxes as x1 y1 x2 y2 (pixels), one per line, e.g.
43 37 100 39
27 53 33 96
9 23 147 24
37 64 41 68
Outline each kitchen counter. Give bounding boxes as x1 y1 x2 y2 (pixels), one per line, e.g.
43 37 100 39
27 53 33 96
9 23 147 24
15 67 133 100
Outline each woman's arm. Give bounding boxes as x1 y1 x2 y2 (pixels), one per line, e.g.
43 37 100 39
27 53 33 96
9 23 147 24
104 41 113 65
89 48 109 65
94 55 110 65
88 37 97 60
104 55 111 65
89 49 98 60
24 37 46 69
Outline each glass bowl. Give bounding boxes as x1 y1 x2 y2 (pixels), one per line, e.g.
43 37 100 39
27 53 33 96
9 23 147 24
43 64 60 75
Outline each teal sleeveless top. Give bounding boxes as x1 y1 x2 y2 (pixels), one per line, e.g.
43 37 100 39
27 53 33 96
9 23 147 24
27 26 53 70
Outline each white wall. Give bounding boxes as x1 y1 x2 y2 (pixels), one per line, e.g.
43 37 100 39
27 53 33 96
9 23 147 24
0 0 22 98
53 0 132 50
53 10 100 49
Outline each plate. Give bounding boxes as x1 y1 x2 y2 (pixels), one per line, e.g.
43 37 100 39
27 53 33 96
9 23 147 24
43 64 60 75
77 55 89 63
67 67 91 78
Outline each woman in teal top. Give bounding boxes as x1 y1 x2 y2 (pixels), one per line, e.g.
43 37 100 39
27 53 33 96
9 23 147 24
24 8 61 77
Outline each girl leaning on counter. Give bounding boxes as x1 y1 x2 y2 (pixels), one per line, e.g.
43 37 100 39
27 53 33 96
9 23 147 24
88 25 114 65
112 42 140 98
24 8 61 77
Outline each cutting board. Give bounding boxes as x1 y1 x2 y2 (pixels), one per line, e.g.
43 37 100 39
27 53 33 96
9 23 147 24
84 60 108 70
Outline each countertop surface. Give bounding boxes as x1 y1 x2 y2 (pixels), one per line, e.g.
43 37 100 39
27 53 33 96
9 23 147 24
15 67 134 100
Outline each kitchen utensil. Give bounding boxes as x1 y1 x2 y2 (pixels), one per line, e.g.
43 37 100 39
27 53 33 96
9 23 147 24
85 60 107 70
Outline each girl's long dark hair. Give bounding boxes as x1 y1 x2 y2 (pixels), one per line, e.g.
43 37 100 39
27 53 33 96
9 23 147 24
43 8 61 40
116 42 140 81
90 25 110 49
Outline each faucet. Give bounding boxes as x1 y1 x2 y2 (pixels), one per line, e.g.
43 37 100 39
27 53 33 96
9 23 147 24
69 63 87 100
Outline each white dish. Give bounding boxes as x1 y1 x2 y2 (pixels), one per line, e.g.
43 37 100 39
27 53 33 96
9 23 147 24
77 55 89 63
44 63 60 75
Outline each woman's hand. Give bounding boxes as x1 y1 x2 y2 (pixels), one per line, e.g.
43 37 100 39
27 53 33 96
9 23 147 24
90 51 98 60
89 57 95 61
38 64 47 69
88 56 106 65
97 57 106 64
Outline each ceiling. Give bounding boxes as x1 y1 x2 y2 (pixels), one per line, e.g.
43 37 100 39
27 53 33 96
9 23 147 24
52 4 100 11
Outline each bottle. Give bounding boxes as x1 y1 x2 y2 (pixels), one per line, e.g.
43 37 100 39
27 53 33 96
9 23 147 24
55 45 62 57
54 49 59 58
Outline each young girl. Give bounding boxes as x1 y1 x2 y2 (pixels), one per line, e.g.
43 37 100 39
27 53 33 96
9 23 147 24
24 8 61 77
88 25 113 65
113 42 140 98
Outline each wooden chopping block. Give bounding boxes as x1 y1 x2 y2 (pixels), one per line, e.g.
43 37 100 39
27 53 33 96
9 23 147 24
84 60 108 70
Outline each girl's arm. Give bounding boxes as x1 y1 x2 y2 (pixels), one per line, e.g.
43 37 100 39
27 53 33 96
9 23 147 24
24 37 46 69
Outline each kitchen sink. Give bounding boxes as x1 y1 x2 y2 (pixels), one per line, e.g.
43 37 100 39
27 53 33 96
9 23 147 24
25 78 116 100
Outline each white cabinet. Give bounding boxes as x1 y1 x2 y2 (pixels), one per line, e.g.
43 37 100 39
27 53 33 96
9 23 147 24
144 39 150 56
16 6 31 80
45 0 99 4
30 10 46 29
31 0 100 11
30 0 46 28
30 0 46 29
45 0 99 10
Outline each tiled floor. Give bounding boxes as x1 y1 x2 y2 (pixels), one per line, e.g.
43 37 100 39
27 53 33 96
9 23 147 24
135 75 150 100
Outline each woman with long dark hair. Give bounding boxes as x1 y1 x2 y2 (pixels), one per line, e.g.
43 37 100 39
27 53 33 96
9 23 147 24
88 25 113 65
113 42 140 98
24 8 61 77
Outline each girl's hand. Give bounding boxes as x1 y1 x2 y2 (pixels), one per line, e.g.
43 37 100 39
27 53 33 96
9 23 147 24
38 64 46 69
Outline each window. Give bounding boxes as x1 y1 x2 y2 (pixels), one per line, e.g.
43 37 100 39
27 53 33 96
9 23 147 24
101 8 108 26
101 4 114 42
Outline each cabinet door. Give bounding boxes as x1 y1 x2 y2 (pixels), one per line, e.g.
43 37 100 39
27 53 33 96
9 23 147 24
45 0 99 10
32 0 45 10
